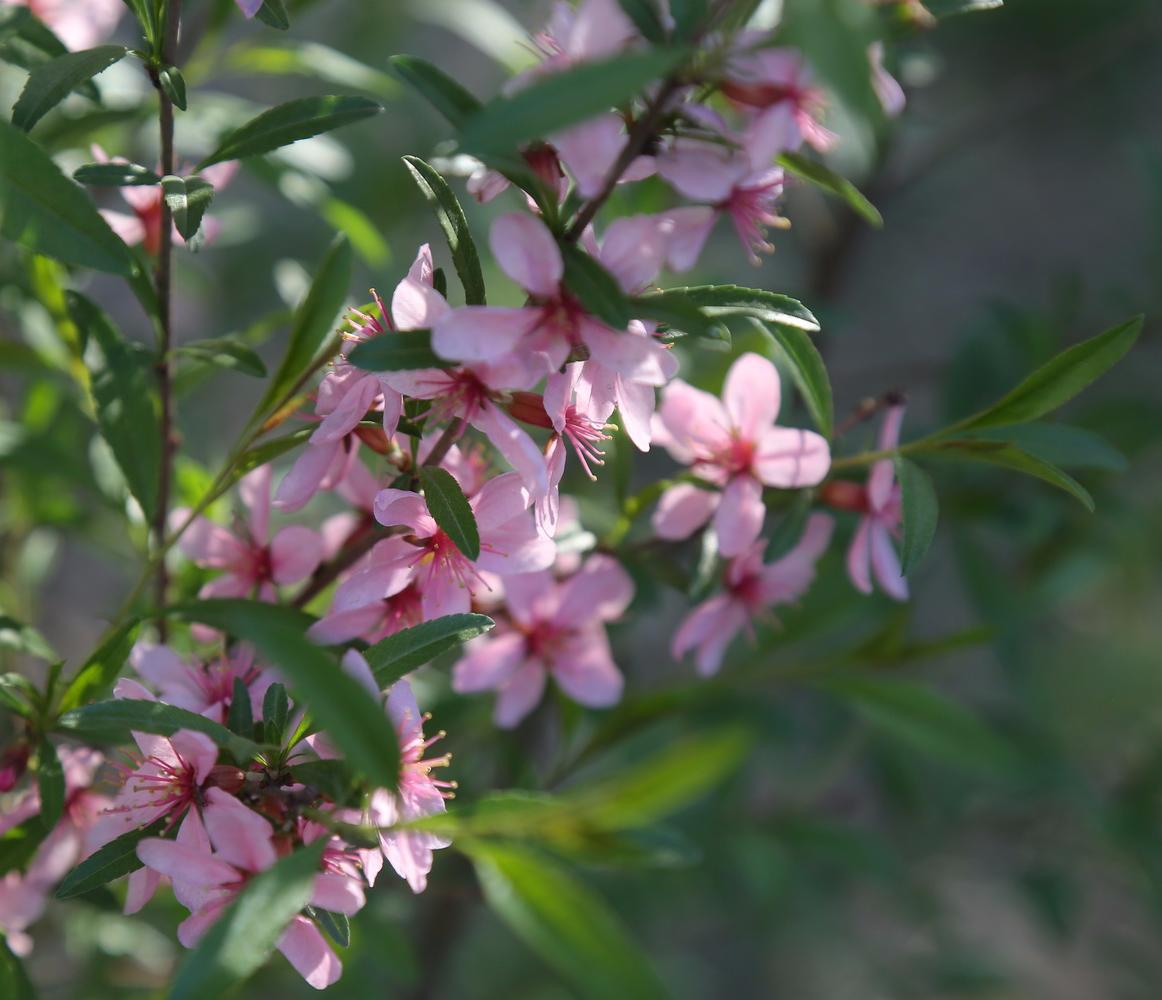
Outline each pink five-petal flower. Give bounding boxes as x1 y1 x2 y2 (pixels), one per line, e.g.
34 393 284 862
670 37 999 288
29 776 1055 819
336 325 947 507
432 213 674 390
652 353 831 557
137 788 362 990
3 0 123 50
180 464 322 602
674 513 834 675
846 404 908 601
370 472 556 620
453 555 633 727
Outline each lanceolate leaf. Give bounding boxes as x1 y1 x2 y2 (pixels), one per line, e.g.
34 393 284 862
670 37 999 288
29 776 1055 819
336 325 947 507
348 329 447 371
73 161 161 187
894 457 938 575
227 677 254 740
57 619 140 712
929 439 1095 512
402 155 486 305
962 422 1127 472
255 0 291 30
0 118 135 274
197 95 384 169
468 842 667 1000
752 317 833 437
68 293 161 520
419 466 480 560
388 55 482 128
363 614 495 687
176 336 267 378
309 907 351 948
0 935 35 1000
36 738 64 830
946 315 1143 434
0 613 56 662
55 818 166 899
457 49 686 157
561 244 631 329
11 45 128 132
778 151 883 227
617 0 667 42
169 840 327 1000
639 284 819 332
250 233 351 427
172 600 401 790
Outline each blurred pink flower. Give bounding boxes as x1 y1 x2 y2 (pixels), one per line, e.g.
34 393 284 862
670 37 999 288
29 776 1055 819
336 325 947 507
3 0 122 50
846 404 908 600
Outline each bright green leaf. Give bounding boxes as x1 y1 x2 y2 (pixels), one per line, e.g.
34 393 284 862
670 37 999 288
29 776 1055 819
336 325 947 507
419 466 480 560
262 682 289 747
57 619 140 712
639 284 819 332
227 677 253 740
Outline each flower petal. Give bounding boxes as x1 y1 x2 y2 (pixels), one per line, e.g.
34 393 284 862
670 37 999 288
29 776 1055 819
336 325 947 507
651 483 718 541
490 213 562 298
713 475 765 558
723 352 781 440
752 427 831 488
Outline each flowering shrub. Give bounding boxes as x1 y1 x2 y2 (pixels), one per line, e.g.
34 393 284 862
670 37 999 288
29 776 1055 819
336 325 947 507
0 0 1147 995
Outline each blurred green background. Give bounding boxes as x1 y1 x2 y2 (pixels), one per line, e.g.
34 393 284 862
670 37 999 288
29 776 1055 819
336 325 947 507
2 0 1161 996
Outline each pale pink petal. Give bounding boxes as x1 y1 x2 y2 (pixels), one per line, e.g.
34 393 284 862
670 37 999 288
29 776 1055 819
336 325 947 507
870 523 909 601
310 873 365 916
656 379 731 457
652 483 718 540
309 374 381 444
273 440 341 513
475 523 556 576
723 352 781 440
168 730 219 784
493 660 548 728
123 865 160 915
614 375 655 452
278 915 343 990
452 632 527 692
657 139 749 201
270 525 323 585
308 605 386 645
752 427 831 488
552 114 626 199
579 320 673 385
419 568 473 619
600 214 668 294
201 787 276 873
846 517 874 595
100 209 146 246
178 518 246 568
471 472 531 530
869 42 906 117
236 0 264 17
373 489 433 533
661 206 716 272
565 0 636 60
551 632 623 707
489 213 563 298
239 465 272 544
672 595 748 676
473 403 549 497
867 458 896 512
432 306 537 363
177 900 229 948
136 840 237 887
553 554 633 624
743 102 799 167
392 278 450 331
878 404 905 451
497 572 558 626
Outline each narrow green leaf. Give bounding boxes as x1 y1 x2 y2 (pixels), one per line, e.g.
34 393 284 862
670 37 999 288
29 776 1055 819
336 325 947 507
158 65 187 111
388 55 482 128
68 293 161 519
949 316 1143 433
250 233 352 427
468 842 666 1000
778 152 883 227
11 45 127 132
819 675 1020 776
894 457 938 575
227 677 254 740
628 291 721 340
309 906 350 948
419 466 480 560
0 613 55 661
347 328 447 371
561 244 631 329
962 422 1127 472
255 0 291 30
169 840 327 1000
0 673 38 716
73 161 160 187
0 118 135 274
261 682 289 747
0 935 35 1000
55 817 166 899
56 699 260 762
929 439 1095 511
36 738 64 830
458 50 684 157
639 284 819 332
172 600 400 790
57 619 140 712
670 0 710 39
227 42 398 99
751 317 833 437
617 0 667 42
364 614 495 687
176 336 267 378
197 95 384 170
402 155 486 305
118 0 159 45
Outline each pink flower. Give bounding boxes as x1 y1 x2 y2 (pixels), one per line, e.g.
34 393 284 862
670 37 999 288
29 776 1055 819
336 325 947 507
846 404 908 600
673 513 834 675
235 0 263 17
120 643 274 724
179 465 322 601
651 352 831 557
137 788 365 989
432 213 675 390
308 581 424 646
356 473 555 620
453 555 632 727
3 0 122 50
869 42 906 117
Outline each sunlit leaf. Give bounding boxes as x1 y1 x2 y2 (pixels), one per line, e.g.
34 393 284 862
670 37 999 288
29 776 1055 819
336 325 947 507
363 613 495 688
419 466 480 560
56 619 140 712
11 45 127 132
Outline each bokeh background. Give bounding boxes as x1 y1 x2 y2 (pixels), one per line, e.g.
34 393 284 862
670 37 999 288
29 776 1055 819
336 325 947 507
2 0 1162 996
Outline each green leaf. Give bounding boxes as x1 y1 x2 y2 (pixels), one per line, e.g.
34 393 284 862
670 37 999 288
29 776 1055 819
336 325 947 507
669 0 710 39
291 759 362 808
347 329 447 371
0 673 38 716
402 155 486 305
628 291 721 340
67 293 161 520
255 0 290 30
250 233 351 427
56 699 260 763
169 840 327 1000
176 336 267 378
894 457 938 575
227 42 398 99
0 818 47 877
925 0 1003 18
309 906 350 948
751 317 833 437
388 54 482 128
56 619 140 712
55 817 166 899
560 244 631 329
457 49 686 157
197 95 384 170
928 439 1095 512
0 613 55 661
961 422 1127 472
363 613 495 687
419 466 480 560
948 316 1143 433
617 0 667 42
158 65 187 111
0 118 135 274
160 174 215 245
11 45 127 132
0 935 35 1000
118 0 159 46
261 683 289 747
468 842 666 1000
227 677 254 740
778 151 882 227
73 161 161 187
819 675 1020 775
638 284 819 332
36 738 63 830
171 600 400 790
